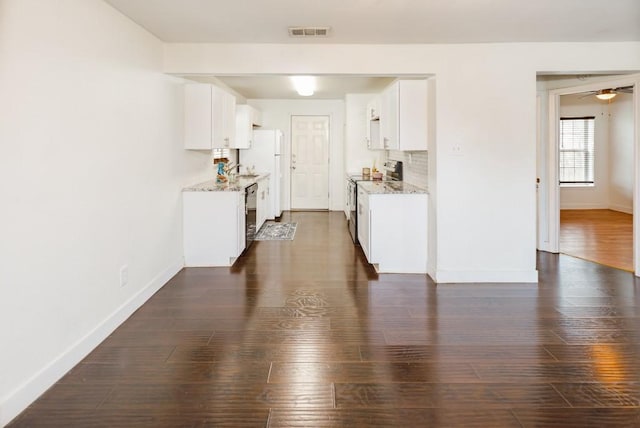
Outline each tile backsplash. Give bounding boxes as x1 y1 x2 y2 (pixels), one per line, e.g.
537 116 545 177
386 150 428 189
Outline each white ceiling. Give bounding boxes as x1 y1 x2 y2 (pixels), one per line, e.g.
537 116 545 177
104 0 640 99
105 0 640 44
186 75 398 99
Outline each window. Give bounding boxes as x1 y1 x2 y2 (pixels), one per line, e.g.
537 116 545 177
559 117 595 186
213 148 230 161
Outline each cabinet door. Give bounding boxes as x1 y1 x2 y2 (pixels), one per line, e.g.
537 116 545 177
184 84 212 150
212 86 236 148
251 106 263 127
257 178 267 231
398 80 428 151
184 191 240 266
366 96 383 150
369 194 428 273
223 90 236 147
234 105 253 149
357 187 370 260
380 82 399 150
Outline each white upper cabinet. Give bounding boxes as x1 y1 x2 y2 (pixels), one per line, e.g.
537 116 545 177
184 83 237 150
211 85 236 149
366 96 382 150
235 105 262 150
380 83 399 150
377 79 430 151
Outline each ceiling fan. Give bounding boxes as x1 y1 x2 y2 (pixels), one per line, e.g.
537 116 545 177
581 85 634 100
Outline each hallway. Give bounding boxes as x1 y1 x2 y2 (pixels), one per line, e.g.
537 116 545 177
9 212 640 427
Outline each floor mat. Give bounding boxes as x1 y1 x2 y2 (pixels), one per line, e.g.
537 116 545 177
255 222 297 241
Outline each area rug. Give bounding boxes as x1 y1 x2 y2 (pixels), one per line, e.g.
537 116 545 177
255 222 297 241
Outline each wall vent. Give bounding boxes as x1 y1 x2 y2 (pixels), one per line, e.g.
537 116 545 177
288 27 331 37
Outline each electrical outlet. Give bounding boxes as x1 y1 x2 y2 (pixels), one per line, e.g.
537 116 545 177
119 265 129 287
451 145 463 155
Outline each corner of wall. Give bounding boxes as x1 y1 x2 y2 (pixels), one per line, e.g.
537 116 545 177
0 260 184 426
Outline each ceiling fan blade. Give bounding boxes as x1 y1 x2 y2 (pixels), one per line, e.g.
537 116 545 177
614 86 634 94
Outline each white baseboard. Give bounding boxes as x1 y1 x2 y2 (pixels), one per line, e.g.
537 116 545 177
0 260 183 427
560 203 608 210
432 269 539 283
609 204 633 214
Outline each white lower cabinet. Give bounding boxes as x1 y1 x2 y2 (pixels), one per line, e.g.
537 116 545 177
360 191 428 273
183 191 245 266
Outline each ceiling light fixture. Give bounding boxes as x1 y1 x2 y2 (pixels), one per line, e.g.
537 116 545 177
291 76 315 96
595 89 617 100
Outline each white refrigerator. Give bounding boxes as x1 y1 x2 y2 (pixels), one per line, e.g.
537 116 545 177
240 129 284 219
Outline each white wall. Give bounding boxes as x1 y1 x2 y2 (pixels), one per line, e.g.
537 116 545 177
246 99 345 211
559 95 610 209
164 42 640 284
0 1 211 424
609 93 634 213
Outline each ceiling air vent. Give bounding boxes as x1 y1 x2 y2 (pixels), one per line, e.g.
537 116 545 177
288 27 331 38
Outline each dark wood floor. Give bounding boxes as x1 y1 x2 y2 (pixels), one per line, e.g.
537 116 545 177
9 211 640 427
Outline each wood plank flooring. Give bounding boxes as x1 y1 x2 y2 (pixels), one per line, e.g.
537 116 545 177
560 209 633 272
9 211 640 427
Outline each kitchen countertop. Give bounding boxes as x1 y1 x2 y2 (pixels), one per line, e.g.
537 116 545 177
358 180 428 195
183 173 269 192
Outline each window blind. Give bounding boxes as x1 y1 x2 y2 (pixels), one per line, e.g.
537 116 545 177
559 117 595 185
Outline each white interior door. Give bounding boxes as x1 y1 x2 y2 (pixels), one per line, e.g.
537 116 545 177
291 116 330 210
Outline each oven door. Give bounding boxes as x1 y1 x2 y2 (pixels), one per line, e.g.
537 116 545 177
245 183 257 249
347 180 358 244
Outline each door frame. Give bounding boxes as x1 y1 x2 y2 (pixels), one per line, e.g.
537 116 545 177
541 75 640 274
289 115 331 210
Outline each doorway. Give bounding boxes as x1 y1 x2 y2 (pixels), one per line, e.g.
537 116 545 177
557 91 634 271
290 115 330 210
539 75 640 274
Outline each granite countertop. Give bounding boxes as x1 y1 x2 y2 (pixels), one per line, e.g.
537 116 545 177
183 173 269 192
358 180 428 195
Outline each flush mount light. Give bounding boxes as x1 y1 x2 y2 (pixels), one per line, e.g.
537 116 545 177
291 76 315 96
595 89 617 100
